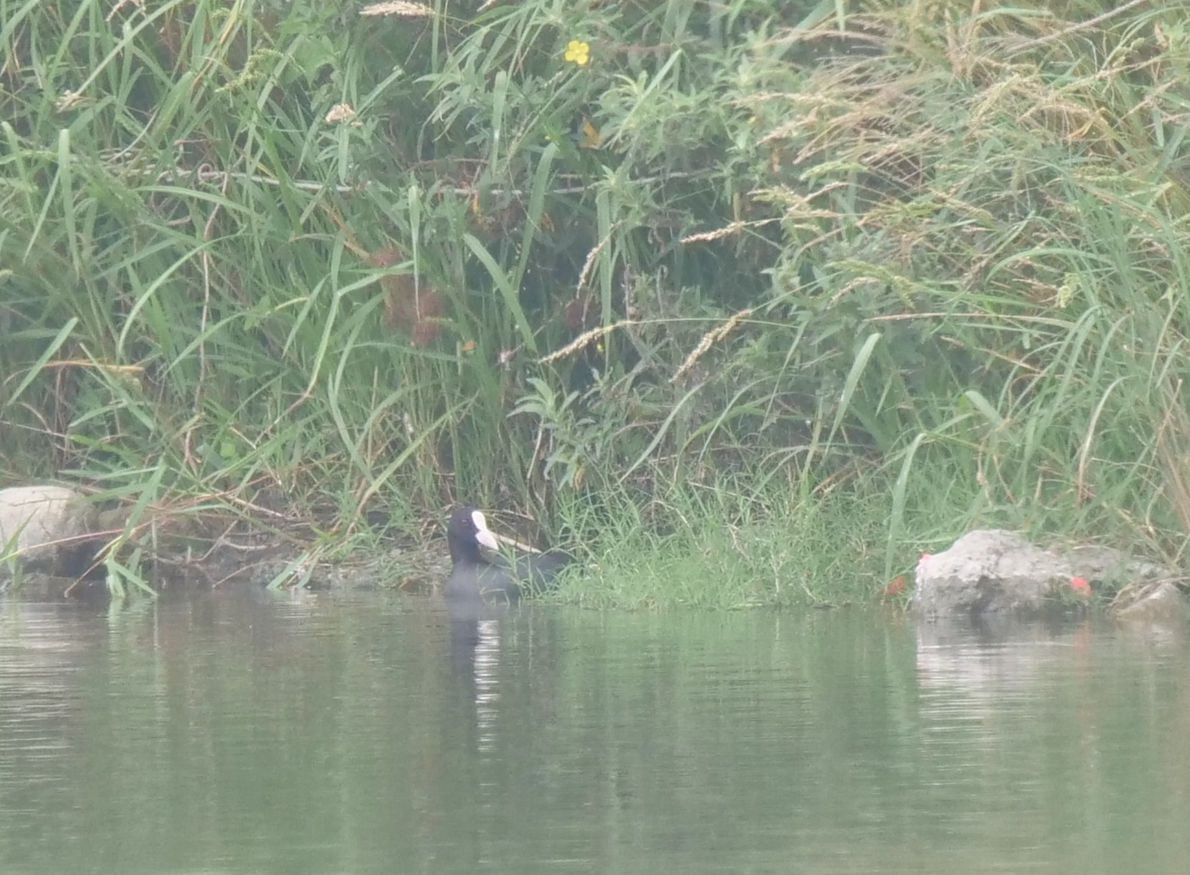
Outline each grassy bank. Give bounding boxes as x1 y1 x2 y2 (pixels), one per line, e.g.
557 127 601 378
2 0 1189 602
549 479 894 609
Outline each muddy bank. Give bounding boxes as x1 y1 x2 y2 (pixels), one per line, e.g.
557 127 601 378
5 535 452 601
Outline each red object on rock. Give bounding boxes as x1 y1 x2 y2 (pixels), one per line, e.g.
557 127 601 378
1070 576 1091 597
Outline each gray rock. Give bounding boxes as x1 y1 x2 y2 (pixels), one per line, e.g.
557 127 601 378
1112 582 1188 625
1059 544 1173 588
912 529 1072 619
0 485 99 577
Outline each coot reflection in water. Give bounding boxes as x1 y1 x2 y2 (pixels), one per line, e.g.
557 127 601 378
441 506 571 705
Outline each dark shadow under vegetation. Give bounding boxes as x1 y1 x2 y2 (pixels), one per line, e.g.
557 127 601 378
1 0 1188 605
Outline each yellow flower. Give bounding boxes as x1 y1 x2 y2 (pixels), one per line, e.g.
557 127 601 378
565 40 590 67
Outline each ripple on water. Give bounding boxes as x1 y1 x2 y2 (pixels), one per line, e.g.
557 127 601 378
0 595 1186 875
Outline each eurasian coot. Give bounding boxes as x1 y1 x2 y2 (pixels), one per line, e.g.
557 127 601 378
444 506 572 602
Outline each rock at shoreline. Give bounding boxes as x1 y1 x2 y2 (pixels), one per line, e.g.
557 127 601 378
912 528 1183 622
0 485 99 578
1112 582 1187 625
912 530 1069 619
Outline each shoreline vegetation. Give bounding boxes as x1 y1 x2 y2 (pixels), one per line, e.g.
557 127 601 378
2 0 1188 606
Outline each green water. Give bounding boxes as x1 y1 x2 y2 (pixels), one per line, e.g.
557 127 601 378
0 590 1187 875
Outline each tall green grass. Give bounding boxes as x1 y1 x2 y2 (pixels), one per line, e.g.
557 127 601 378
1 0 1188 599
739 2 1190 571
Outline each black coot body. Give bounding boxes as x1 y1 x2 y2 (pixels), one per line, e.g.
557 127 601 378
444 506 572 603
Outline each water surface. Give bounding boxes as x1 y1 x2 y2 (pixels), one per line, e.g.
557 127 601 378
0 590 1186 874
